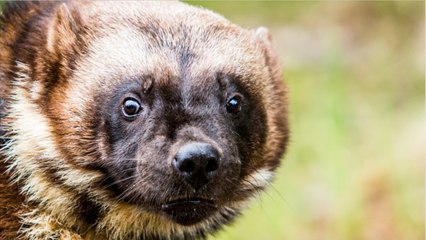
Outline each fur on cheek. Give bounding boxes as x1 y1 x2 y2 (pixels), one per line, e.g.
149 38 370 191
19 210 84 240
2 63 81 238
241 167 274 191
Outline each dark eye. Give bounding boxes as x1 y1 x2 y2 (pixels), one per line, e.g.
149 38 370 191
226 96 242 114
121 97 142 119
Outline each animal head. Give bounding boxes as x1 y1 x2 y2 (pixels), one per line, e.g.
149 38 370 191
2 1 288 239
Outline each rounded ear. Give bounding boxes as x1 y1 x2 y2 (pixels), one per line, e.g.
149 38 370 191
253 27 288 169
253 27 282 83
47 3 81 56
255 27 273 48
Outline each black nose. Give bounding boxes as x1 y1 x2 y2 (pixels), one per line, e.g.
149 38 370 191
173 142 220 190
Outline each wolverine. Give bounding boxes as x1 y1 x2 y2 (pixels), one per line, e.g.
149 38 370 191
0 1 289 239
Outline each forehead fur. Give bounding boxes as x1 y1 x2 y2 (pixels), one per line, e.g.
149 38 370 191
69 1 268 96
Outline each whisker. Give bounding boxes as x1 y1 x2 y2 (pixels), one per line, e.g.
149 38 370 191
96 175 137 191
247 168 291 208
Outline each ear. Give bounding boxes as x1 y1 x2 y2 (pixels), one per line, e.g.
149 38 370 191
253 27 289 170
253 27 282 82
255 27 273 48
47 3 80 56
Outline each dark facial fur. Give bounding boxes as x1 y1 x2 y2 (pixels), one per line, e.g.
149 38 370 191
0 1 289 239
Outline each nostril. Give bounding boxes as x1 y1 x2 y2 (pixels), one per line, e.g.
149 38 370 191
206 158 218 173
176 158 195 174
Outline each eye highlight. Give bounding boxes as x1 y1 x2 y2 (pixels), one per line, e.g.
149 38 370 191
121 97 142 119
226 95 242 114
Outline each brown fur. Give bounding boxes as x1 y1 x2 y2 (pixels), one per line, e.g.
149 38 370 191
0 1 289 239
0 160 26 239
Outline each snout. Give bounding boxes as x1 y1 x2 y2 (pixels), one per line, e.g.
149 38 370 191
173 142 220 190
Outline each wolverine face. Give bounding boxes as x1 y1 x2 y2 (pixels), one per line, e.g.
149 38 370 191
2 1 288 238
55 24 272 226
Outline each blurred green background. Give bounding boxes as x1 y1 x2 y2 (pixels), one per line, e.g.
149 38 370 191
185 1 424 240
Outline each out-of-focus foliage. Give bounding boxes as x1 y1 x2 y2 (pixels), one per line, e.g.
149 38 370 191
185 1 424 240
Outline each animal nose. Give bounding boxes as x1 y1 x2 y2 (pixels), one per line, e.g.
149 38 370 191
173 142 220 190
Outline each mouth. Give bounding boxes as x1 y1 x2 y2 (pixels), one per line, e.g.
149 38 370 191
160 198 218 226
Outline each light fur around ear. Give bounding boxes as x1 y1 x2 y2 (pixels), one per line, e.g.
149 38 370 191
253 26 289 170
254 27 280 77
47 3 80 56
255 27 273 47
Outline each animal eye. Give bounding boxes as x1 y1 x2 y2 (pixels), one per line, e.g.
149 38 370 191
226 96 242 114
122 97 142 119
